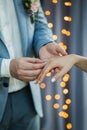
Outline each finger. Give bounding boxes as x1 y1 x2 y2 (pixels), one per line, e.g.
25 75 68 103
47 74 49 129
26 58 44 63
36 65 52 83
56 45 67 56
17 69 42 77
51 67 69 82
22 62 46 70
19 76 37 82
55 67 60 72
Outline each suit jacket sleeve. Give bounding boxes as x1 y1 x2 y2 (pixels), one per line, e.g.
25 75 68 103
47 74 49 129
33 3 54 56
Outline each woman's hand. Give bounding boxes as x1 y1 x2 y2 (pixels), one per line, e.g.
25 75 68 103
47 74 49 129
36 54 78 83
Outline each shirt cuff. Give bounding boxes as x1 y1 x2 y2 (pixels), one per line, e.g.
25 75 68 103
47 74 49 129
1 59 12 77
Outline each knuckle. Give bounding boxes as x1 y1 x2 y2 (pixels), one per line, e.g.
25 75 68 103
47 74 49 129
16 70 22 77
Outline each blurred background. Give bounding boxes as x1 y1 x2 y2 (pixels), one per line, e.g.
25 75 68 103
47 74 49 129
40 0 87 130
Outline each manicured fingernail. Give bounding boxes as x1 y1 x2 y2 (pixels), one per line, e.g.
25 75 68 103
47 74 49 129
51 77 56 83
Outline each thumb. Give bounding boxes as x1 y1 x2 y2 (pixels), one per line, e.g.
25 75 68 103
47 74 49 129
56 45 68 56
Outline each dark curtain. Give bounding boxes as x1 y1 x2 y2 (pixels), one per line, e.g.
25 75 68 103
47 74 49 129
40 0 87 130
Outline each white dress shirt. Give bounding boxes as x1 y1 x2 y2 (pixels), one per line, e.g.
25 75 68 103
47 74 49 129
1 0 27 93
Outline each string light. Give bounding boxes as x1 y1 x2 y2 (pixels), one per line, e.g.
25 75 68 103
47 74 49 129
53 35 58 40
46 72 52 77
60 81 66 87
54 94 61 100
46 95 52 101
63 75 70 82
66 123 72 129
40 83 46 89
52 0 58 4
45 10 51 16
65 99 72 105
53 103 60 109
58 42 64 46
64 16 72 22
61 29 71 36
48 23 53 28
63 89 69 94
62 104 68 110
43 0 73 129
64 2 72 6
59 111 69 119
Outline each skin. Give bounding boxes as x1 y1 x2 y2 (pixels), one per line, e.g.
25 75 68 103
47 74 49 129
36 54 87 83
10 42 67 82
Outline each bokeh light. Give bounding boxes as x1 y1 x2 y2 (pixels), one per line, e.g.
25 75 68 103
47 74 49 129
66 123 72 129
46 95 52 101
60 81 66 87
52 0 58 4
59 111 69 119
61 29 71 36
46 72 52 77
53 35 58 40
63 89 69 94
48 23 53 28
54 94 61 100
53 103 60 109
65 99 72 105
45 10 51 15
64 16 72 22
40 83 46 89
64 2 72 6
62 104 68 110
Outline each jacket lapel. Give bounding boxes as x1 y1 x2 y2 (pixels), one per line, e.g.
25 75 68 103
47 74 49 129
13 0 28 56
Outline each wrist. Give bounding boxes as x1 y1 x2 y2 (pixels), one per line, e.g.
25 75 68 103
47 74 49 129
71 54 84 66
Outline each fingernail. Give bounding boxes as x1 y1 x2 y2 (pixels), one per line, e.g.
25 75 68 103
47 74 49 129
43 61 47 65
38 80 41 84
51 77 56 83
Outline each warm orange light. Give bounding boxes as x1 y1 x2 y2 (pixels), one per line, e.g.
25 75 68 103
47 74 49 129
59 111 69 119
53 103 59 109
64 74 70 78
46 72 51 77
62 45 68 51
58 42 64 46
61 29 71 36
66 123 72 129
45 10 51 15
64 16 72 22
53 35 58 40
62 104 68 110
58 42 67 50
46 95 52 101
52 0 58 4
60 81 66 87
63 75 70 82
40 83 46 89
61 29 66 34
66 31 71 36
54 94 60 100
48 23 53 28
63 89 69 94
64 2 72 6
65 99 72 104
64 45 67 50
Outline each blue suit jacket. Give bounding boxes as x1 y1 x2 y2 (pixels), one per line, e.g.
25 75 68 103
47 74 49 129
0 0 53 121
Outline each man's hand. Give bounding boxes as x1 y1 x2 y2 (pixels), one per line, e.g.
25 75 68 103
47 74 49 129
10 58 45 82
39 42 67 59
